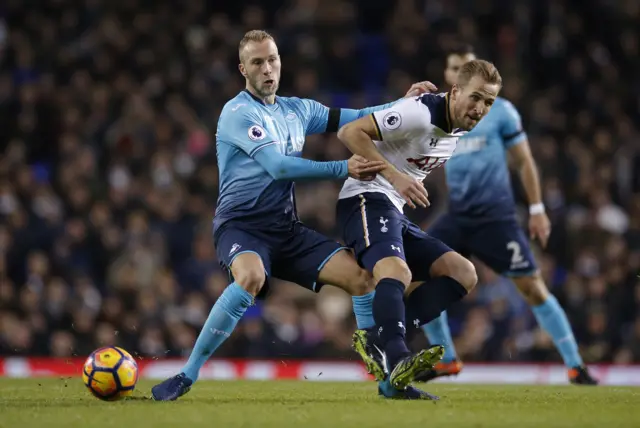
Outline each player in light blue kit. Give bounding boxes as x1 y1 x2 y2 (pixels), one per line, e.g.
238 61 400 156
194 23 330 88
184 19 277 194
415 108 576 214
415 45 597 385
151 30 442 401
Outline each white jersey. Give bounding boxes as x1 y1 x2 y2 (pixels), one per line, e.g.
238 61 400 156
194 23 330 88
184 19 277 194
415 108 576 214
339 93 465 212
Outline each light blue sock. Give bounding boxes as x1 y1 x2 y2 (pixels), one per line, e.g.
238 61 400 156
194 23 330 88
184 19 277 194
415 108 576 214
532 295 583 368
352 291 375 329
423 311 457 362
182 282 253 381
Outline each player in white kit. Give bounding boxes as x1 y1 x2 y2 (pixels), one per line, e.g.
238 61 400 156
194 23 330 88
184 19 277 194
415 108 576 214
335 60 502 396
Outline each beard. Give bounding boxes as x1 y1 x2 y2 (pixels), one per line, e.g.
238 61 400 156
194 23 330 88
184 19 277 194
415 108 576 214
248 76 279 99
454 106 481 131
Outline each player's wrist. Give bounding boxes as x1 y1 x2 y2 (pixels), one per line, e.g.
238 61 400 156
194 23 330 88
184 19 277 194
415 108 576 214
529 202 545 215
381 167 400 183
338 160 349 178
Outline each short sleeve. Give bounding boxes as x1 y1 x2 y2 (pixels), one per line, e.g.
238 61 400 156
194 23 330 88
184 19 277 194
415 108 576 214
371 98 429 141
216 109 279 157
499 100 528 148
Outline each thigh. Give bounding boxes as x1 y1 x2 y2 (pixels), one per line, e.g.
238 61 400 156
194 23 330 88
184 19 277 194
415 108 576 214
336 193 407 272
271 223 347 293
315 249 372 296
403 222 454 282
214 225 273 298
425 212 466 255
466 219 538 277
215 225 272 276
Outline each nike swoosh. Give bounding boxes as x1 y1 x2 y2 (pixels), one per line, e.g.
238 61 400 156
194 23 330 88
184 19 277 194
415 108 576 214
373 344 388 372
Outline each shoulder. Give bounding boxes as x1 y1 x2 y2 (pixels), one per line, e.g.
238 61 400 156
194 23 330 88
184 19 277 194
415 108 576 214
277 95 324 112
416 92 450 130
387 96 433 117
220 93 261 124
279 96 329 125
417 92 447 114
493 97 521 121
276 95 307 114
376 98 429 131
276 95 314 110
217 94 264 141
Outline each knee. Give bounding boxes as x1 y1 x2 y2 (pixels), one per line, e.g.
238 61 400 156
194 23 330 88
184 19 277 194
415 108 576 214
233 267 265 296
431 252 477 292
513 272 549 305
373 257 412 288
345 268 375 296
452 257 477 292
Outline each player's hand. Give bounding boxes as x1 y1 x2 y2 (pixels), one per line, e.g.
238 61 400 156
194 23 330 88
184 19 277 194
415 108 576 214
529 212 551 248
404 81 438 98
387 172 430 209
347 155 386 181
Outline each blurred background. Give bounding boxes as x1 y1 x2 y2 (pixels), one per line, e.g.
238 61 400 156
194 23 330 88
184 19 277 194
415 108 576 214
0 0 639 365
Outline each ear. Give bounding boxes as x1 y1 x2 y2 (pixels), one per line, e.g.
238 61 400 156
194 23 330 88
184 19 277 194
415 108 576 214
450 84 460 100
238 63 247 78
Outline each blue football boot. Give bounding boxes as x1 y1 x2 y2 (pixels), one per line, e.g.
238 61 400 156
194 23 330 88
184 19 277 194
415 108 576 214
378 378 440 401
151 373 193 401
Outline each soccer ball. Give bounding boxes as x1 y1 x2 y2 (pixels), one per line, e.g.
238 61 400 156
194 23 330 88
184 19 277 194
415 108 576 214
82 346 139 401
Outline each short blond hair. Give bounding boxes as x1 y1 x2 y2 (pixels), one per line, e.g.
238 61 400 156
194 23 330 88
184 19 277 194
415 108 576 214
457 59 502 87
239 30 275 61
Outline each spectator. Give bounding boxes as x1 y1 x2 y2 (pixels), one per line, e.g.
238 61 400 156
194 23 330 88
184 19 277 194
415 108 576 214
0 0 639 363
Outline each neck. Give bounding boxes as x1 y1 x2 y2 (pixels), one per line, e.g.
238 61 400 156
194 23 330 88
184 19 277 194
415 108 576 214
445 92 456 132
246 84 275 105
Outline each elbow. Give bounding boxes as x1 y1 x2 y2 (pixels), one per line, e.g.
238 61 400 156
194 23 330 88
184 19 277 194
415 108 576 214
337 122 355 143
267 168 286 181
271 171 288 181
265 160 288 181
517 157 536 173
509 154 528 172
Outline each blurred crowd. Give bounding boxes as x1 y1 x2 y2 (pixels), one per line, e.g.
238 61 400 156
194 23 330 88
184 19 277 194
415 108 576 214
1 0 640 364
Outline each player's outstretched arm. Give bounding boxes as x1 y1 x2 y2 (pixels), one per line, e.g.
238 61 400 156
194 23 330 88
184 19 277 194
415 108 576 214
253 143 385 182
218 108 384 182
336 101 430 209
333 82 439 130
299 81 438 136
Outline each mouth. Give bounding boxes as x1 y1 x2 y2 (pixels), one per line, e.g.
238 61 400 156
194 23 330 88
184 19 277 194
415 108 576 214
264 79 275 86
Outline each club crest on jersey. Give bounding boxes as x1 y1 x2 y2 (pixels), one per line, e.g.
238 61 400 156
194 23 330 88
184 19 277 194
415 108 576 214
248 125 266 141
382 112 402 130
380 217 389 233
285 110 297 121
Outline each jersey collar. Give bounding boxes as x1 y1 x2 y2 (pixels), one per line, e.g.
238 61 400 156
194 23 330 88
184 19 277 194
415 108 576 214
243 89 279 109
420 92 454 134
444 92 453 133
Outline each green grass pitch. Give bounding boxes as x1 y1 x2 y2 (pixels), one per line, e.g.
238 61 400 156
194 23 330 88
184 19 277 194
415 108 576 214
0 378 638 428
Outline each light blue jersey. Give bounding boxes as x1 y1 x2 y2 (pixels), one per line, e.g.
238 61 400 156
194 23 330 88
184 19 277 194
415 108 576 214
445 97 527 220
214 90 394 232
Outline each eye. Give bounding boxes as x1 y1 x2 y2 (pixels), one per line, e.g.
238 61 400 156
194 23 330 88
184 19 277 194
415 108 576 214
470 94 481 101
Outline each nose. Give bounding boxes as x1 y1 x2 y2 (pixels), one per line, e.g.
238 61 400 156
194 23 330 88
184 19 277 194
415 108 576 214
262 62 272 75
